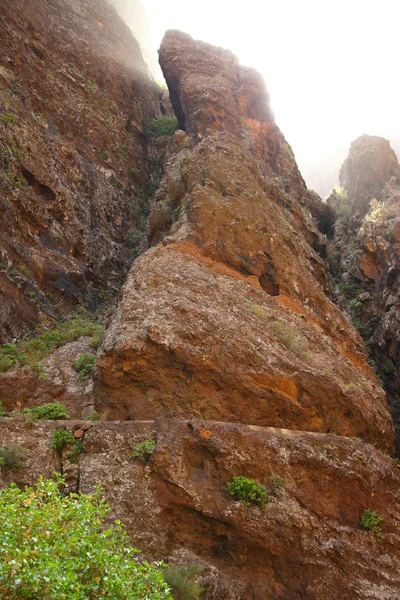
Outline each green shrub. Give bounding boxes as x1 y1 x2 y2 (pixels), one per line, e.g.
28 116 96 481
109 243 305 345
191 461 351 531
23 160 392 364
51 429 76 451
226 475 267 506
23 401 68 420
72 352 96 379
146 116 178 139
0 310 104 372
163 564 204 600
0 475 172 599
51 429 82 462
0 445 26 471
130 439 156 461
360 509 383 537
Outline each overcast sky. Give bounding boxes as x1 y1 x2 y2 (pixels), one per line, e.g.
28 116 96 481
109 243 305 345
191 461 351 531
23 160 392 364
125 0 399 192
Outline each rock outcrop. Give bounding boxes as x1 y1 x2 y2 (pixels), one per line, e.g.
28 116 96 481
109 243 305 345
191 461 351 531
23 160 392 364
90 31 399 597
0 0 159 341
95 32 393 450
1 417 400 599
328 135 400 447
339 135 400 222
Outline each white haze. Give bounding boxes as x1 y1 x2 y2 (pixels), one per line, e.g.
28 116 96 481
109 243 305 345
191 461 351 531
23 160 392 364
112 0 400 196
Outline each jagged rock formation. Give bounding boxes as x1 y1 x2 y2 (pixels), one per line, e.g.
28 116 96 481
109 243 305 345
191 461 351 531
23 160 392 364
1 19 400 600
327 135 400 447
90 31 400 597
0 0 160 341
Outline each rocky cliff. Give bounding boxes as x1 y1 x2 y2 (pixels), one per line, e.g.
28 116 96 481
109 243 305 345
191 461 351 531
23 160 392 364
0 0 160 341
1 14 400 600
327 135 400 448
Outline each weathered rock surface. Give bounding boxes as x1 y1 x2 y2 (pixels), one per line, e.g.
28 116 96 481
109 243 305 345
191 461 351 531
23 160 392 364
95 245 392 450
0 0 159 341
95 32 394 452
0 337 94 417
328 135 400 447
1 417 400 599
339 135 400 223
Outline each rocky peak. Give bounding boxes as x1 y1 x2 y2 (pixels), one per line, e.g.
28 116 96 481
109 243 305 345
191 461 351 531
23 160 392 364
339 134 400 222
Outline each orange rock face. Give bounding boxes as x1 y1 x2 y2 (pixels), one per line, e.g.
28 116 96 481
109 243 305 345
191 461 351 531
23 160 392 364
1 19 399 599
95 32 393 450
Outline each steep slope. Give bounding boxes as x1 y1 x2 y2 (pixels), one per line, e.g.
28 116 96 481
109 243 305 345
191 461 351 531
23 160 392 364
327 135 400 446
0 0 159 341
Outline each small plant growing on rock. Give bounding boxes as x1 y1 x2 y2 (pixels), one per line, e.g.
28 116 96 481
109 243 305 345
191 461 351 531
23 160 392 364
268 474 284 496
269 320 309 359
360 509 383 537
226 475 267 506
249 303 271 323
85 411 101 422
130 439 156 461
1 111 17 125
163 563 204 600
146 116 178 139
72 352 96 379
0 310 104 373
23 401 68 420
322 444 336 460
51 429 82 462
51 429 76 451
0 445 26 471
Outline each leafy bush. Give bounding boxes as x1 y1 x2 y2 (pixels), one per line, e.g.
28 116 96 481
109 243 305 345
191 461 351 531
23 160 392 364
0 310 104 373
130 439 156 461
163 564 204 600
72 352 96 379
226 475 267 506
146 116 178 139
0 445 26 471
0 475 172 599
51 429 76 451
360 509 383 536
23 401 68 420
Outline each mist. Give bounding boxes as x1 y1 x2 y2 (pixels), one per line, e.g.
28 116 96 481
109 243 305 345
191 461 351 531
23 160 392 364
110 0 400 196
